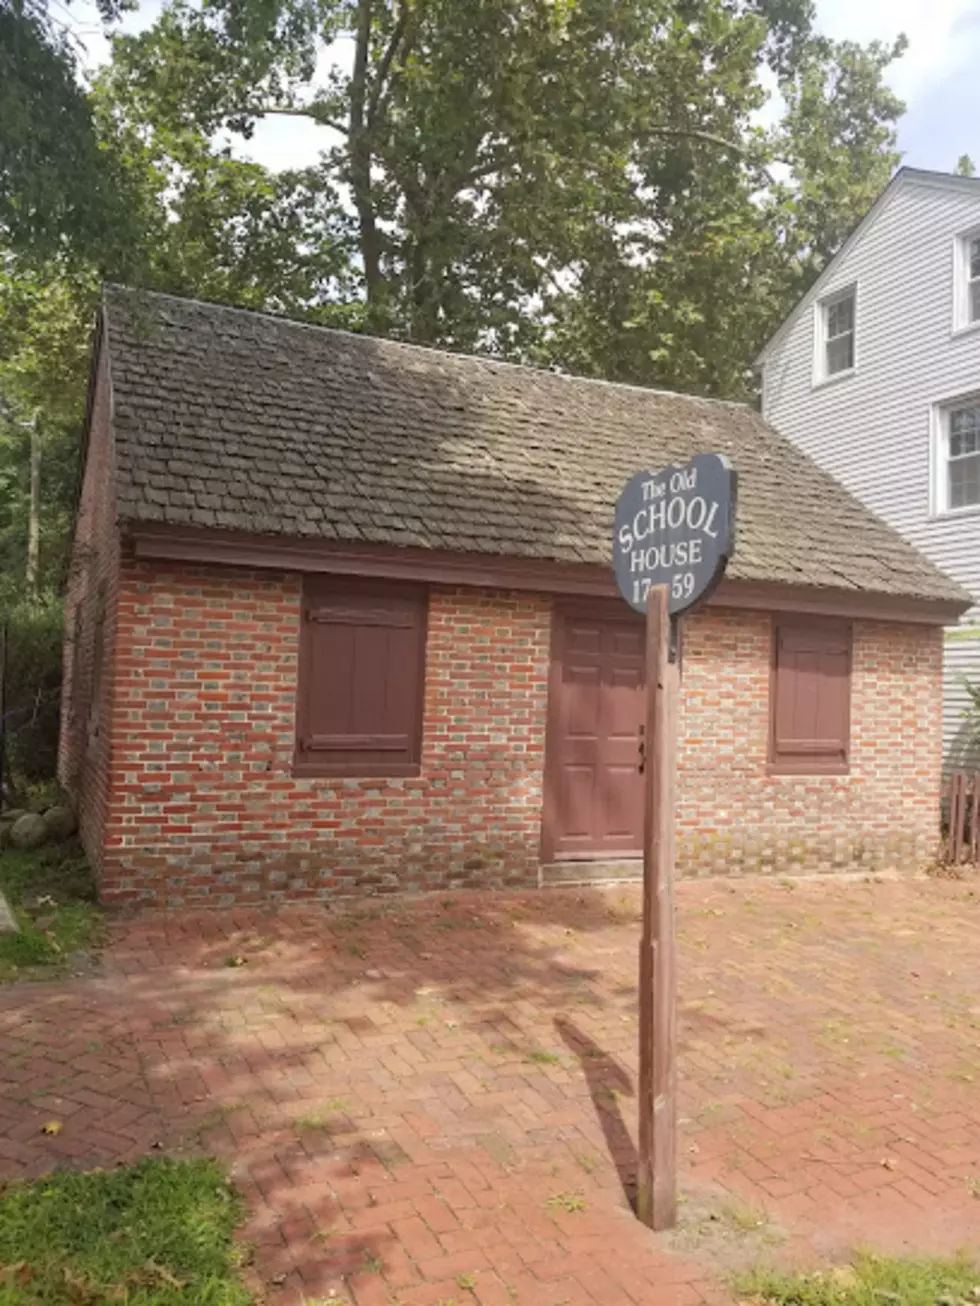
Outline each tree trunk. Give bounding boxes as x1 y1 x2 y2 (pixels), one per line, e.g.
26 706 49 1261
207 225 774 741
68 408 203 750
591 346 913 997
409 236 434 342
349 0 383 311
26 416 40 600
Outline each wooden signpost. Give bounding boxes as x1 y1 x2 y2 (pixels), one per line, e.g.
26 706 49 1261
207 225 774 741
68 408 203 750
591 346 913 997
612 453 736 1231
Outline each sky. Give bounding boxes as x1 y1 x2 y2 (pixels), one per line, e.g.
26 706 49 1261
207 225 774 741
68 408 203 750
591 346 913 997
64 0 980 176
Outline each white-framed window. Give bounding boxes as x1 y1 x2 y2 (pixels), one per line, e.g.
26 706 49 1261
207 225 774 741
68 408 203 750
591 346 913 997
934 397 980 513
953 228 980 331
968 237 980 324
815 287 855 381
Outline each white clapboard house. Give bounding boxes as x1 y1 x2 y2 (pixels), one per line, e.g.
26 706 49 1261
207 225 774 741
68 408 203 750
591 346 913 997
757 166 980 765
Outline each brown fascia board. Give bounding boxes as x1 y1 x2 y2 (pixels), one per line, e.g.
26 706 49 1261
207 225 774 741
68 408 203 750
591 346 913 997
124 523 970 627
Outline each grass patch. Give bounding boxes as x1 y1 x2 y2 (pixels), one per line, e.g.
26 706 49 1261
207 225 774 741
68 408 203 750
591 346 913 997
0 844 101 982
716 1199 770 1233
738 1254 980 1306
0 1156 252 1304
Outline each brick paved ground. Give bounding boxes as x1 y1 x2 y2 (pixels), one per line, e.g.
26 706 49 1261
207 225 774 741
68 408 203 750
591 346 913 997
2 875 980 1304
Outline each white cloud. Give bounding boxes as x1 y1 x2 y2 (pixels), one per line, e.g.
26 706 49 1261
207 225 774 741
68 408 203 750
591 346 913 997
815 0 973 101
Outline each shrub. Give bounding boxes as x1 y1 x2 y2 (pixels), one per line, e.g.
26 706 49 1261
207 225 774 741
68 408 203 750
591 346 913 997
0 594 63 791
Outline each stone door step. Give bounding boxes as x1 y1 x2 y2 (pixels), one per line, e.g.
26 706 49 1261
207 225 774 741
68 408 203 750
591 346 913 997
541 860 642 886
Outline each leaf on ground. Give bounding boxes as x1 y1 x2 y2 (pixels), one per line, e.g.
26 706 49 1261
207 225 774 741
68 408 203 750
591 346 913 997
41 1120 62 1135
0 1262 35 1287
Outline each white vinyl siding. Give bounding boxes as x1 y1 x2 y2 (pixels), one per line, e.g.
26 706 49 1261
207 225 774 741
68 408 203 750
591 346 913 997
762 175 980 762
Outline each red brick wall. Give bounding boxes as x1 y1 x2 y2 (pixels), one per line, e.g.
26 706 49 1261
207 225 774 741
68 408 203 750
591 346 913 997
677 608 943 874
102 565 551 905
93 560 943 905
59 343 120 877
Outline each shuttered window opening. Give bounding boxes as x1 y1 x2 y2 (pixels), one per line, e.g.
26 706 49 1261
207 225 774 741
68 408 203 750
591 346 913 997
295 579 427 777
770 618 851 774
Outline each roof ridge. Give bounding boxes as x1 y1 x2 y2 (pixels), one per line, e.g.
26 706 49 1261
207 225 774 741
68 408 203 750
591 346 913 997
102 283 753 416
898 165 980 188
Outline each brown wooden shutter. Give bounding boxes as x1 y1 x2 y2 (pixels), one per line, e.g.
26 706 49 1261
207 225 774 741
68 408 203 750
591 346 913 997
296 579 427 777
770 619 851 773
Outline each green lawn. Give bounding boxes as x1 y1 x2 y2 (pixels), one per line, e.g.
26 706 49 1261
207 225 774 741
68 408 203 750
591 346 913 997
0 1158 253 1305
740 1254 980 1306
0 844 102 981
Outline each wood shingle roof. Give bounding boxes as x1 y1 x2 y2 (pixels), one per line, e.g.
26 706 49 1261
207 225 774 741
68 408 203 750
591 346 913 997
102 285 969 607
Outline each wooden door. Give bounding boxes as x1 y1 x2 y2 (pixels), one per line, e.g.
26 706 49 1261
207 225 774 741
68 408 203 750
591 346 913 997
544 604 645 860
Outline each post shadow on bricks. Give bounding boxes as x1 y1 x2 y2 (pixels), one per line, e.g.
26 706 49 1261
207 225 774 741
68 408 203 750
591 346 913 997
555 1014 638 1212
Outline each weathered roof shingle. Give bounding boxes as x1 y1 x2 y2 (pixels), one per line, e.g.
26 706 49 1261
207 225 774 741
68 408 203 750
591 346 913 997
103 285 969 606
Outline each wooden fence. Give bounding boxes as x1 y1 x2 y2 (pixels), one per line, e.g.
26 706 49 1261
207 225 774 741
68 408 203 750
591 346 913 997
944 771 980 863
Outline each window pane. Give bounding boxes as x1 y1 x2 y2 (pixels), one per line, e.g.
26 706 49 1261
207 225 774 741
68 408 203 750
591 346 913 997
971 278 980 323
826 295 854 338
950 405 980 457
970 238 980 280
950 452 980 509
826 333 853 375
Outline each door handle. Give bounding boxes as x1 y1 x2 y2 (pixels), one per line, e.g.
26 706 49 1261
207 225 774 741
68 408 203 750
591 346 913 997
638 724 645 775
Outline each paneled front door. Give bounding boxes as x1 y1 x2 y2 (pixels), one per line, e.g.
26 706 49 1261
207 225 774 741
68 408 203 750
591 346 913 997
543 603 645 860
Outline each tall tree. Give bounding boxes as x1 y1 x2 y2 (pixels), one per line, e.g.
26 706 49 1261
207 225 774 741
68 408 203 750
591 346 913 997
0 264 95 598
0 31 355 594
0 0 137 265
0 0 909 593
100 0 810 345
101 0 904 391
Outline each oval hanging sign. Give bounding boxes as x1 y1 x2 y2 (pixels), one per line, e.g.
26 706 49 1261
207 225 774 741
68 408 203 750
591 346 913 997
613 453 737 616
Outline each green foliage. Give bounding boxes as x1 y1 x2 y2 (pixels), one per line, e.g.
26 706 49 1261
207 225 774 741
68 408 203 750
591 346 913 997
100 0 903 395
0 1157 252 1304
0 270 95 595
1 595 64 785
738 1253 980 1306
0 0 139 265
0 843 100 982
0 0 910 646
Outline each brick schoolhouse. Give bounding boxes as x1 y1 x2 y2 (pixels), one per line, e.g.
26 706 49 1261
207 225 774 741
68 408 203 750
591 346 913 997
60 286 971 907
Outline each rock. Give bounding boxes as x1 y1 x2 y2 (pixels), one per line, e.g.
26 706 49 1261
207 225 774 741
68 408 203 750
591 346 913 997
0 808 27 824
42 806 77 842
8 812 48 850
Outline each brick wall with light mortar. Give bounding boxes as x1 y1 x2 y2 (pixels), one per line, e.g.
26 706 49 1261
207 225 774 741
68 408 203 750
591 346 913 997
97 562 943 905
676 608 942 875
102 563 551 905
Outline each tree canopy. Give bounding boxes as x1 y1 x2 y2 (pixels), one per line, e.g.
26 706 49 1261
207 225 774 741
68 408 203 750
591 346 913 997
0 0 908 597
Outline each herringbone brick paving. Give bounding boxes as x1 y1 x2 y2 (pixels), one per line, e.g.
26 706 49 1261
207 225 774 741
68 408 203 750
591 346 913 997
2 876 979 1303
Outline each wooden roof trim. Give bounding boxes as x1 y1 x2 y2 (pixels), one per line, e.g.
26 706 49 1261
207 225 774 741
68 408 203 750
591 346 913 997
126 524 968 626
